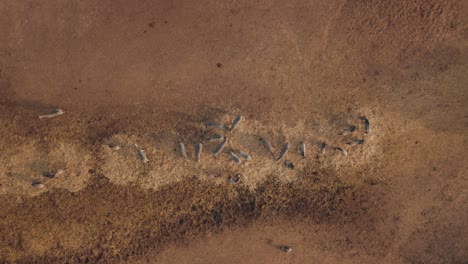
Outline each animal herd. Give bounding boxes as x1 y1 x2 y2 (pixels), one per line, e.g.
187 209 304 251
170 114 371 172
34 109 371 187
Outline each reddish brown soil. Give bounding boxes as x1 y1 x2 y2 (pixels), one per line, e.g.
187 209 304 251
0 0 467 263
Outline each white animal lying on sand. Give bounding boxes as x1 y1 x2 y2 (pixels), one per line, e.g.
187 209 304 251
39 109 65 119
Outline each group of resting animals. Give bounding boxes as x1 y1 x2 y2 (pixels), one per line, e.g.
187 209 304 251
145 115 370 173
35 109 370 187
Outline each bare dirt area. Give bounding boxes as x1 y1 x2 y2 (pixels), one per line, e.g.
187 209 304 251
0 0 467 263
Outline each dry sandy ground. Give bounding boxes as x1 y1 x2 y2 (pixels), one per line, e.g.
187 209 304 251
0 0 467 263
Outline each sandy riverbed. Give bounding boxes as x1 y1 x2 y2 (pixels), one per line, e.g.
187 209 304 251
0 0 467 263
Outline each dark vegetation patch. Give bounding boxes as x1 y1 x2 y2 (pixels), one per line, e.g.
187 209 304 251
0 165 373 263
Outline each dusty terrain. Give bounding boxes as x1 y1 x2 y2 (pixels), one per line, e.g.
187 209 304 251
0 0 467 263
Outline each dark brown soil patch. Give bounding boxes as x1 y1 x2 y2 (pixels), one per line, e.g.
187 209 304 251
0 166 377 263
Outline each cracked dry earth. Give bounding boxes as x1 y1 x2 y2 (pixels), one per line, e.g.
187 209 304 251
0 0 467 263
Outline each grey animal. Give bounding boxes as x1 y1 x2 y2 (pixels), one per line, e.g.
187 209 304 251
195 143 202 162
237 150 251 160
347 139 365 146
362 116 370 134
230 115 243 133
300 142 306 158
279 246 292 253
340 125 356 135
319 142 326 154
206 121 228 130
228 174 241 184
277 143 289 161
285 160 295 170
213 137 228 157
228 151 242 164
178 142 189 159
334 147 348 156
42 169 65 179
135 144 149 163
260 138 275 158
109 143 121 150
32 181 45 188
208 134 224 142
